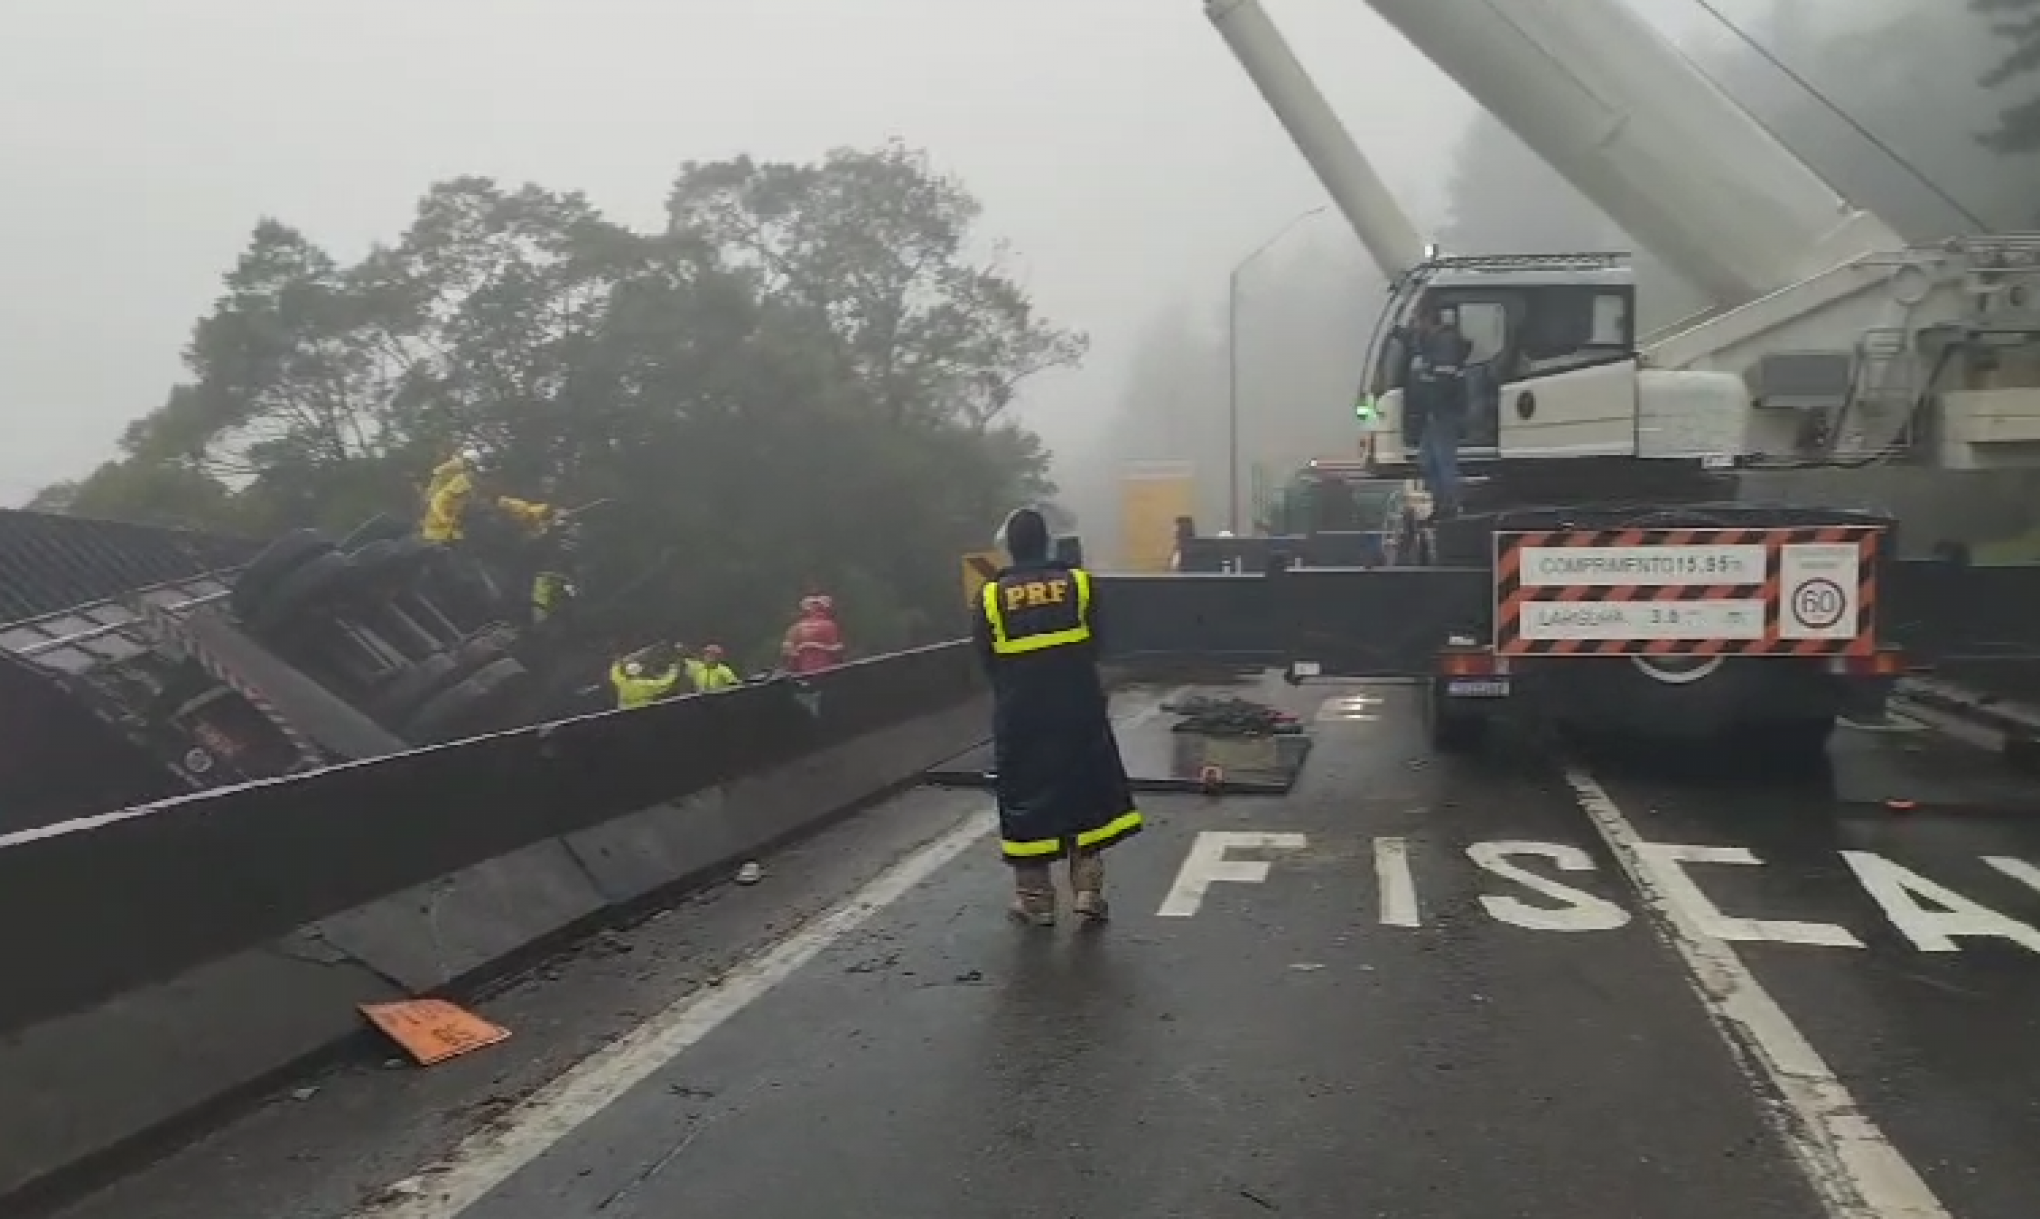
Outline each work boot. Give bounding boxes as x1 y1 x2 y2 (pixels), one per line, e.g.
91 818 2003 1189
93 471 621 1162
1010 863 1057 926
1069 851 1108 923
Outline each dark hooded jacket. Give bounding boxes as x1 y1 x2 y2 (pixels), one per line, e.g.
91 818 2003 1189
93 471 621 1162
969 557 1141 862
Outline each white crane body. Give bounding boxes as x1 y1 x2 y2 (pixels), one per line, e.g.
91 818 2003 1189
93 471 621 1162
1204 0 2040 479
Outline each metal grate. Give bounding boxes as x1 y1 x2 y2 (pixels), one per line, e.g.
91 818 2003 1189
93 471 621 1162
1426 251 1632 273
0 510 259 626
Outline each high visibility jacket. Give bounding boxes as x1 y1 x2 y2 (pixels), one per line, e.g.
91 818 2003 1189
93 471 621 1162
424 455 467 505
970 561 1140 863
421 466 552 544
688 659 740 691
610 660 682 710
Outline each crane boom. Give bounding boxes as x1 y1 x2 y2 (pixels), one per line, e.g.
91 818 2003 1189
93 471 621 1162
1205 0 1426 282
1355 0 1901 305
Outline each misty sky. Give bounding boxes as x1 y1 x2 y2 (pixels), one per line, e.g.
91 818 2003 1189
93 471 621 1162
0 0 1836 506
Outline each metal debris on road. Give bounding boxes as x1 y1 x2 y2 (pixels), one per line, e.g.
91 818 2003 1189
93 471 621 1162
1161 695 1305 737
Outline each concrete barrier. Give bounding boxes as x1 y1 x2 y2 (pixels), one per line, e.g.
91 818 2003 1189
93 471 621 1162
0 641 987 1206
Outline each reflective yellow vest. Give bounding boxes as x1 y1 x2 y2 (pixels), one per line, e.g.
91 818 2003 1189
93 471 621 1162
980 567 1093 654
610 661 682 710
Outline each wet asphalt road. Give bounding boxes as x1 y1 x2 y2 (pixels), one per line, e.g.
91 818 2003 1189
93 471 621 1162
49 676 2040 1219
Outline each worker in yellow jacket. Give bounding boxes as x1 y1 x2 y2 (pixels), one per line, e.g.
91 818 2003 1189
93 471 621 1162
419 446 558 623
419 447 555 544
610 642 687 710
688 643 741 691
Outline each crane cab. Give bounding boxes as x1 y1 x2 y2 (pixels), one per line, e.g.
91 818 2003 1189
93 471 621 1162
1361 252 1749 478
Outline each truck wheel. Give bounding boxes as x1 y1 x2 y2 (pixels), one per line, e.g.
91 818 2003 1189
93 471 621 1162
450 630 512 672
241 551 356 634
340 513 412 550
1425 683 1490 754
405 657 530 743
1743 717 1834 771
230 529 332 618
366 651 461 721
347 536 433 592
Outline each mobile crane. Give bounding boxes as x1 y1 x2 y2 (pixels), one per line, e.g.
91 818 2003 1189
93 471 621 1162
1200 0 2040 755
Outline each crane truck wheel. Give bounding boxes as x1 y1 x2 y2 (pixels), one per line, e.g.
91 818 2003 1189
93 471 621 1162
240 551 358 636
1733 717 1835 773
230 529 334 620
1423 680 1490 754
339 513 412 550
404 657 531 744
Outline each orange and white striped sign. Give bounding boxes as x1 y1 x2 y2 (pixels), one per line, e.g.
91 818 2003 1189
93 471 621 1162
1493 526 1883 657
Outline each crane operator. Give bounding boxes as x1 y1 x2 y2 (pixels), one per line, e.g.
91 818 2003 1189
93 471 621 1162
1406 304 1472 518
971 506 1142 926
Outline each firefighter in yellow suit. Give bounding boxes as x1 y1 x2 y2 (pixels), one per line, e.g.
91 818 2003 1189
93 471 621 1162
970 507 1141 926
419 447 555 545
419 446 558 621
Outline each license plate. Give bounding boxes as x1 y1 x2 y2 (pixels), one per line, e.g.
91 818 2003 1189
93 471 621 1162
1292 660 1322 677
1446 678 1510 698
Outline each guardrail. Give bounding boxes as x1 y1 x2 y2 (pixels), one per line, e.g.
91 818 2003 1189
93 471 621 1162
0 641 988 1207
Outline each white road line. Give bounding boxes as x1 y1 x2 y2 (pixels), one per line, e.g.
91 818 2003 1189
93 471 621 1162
1373 836 1421 926
1561 767 1951 1219
347 807 996 1219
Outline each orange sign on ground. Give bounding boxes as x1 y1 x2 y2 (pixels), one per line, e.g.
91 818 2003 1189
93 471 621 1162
359 999 511 1067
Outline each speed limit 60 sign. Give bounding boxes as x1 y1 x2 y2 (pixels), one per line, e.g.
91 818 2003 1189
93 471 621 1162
1779 543 1861 640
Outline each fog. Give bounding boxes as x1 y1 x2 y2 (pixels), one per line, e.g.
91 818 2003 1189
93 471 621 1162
0 0 1468 508
0 0 2032 550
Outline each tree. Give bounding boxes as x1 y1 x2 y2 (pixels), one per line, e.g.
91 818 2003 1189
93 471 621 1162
38 145 1070 659
1976 0 2040 156
667 142 1087 429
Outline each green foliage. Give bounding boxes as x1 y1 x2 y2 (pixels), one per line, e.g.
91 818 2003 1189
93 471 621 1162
42 146 1083 652
1976 0 2040 155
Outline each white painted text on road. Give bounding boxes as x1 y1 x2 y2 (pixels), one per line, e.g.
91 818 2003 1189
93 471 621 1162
1156 831 1307 918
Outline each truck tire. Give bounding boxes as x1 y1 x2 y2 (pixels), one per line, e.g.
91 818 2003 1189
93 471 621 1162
366 651 461 721
1742 717 1834 771
1425 682 1490 754
242 551 357 634
340 513 412 550
405 657 530 743
347 536 433 592
230 529 333 618
450 630 512 673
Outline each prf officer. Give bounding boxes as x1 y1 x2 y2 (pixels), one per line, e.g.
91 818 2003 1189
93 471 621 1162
971 507 1141 926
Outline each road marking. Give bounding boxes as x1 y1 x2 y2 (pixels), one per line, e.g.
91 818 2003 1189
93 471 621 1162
1633 843 1863 948
1373 836 1421 926
346 807 996 1219
1845 852 2040 954
1466 840 1630 932
1316 693 1383 722
1156 831 1308 917
1562 768 1949 1219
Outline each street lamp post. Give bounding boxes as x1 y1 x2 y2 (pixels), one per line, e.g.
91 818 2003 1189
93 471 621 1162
1227 205 1327 534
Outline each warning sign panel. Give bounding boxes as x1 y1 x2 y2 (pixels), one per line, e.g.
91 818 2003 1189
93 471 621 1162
1779 543 1860 640
1494 525 1881 656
